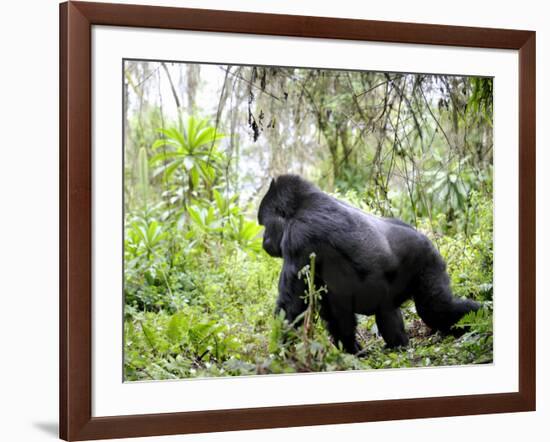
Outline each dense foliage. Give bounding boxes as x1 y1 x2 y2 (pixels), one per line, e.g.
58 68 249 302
123 62 493 380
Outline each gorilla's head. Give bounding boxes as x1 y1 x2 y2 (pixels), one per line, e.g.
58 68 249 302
258 178 285 257
257 175 314 258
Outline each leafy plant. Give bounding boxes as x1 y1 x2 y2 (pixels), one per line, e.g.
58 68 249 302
456 306 493 335
149 117 225 196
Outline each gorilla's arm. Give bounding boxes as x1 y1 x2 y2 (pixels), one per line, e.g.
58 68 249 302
262 216 284 257
276 259 307 323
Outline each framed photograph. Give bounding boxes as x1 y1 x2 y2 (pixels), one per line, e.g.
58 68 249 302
60 1 536 440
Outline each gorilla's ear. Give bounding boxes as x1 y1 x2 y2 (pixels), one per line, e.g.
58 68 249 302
268 177 277 191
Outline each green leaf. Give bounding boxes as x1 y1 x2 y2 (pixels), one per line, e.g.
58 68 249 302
190 167 200 188
193 127 225 149
167 312 188 344
149 151 179 165
139 321 157 351
158 127 186 148
213 189 226 214
151 138 180 150
187 206 204 227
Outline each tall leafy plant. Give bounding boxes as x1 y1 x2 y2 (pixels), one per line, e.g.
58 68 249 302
149 117 226 200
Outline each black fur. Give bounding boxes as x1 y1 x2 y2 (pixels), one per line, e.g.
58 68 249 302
258 174 480 354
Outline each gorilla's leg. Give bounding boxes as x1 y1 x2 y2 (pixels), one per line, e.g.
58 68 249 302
320 293 360 354
375 308 409 348
413 266 480 334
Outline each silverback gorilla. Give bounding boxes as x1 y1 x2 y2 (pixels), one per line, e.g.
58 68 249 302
258 174 480 354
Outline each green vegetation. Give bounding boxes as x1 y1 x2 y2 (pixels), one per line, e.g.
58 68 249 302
124 62 493 381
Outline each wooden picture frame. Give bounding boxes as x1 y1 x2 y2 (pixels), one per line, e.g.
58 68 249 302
59 1 536 440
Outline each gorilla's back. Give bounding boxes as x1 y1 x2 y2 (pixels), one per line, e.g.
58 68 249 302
298 191 434 311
